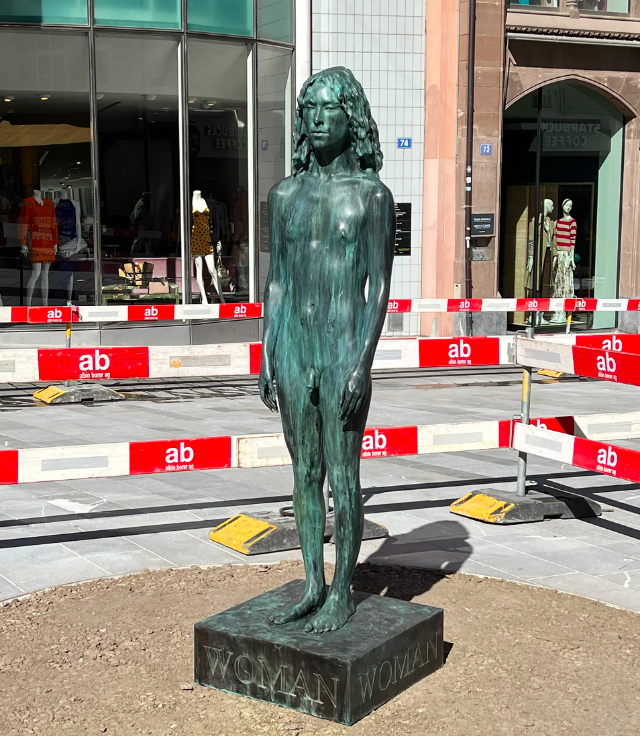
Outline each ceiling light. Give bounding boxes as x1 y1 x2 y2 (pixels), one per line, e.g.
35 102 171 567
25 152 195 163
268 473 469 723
144 94 157 101
39 94 51 101
206 99 217 107
76 161 82 165
96 93 104 100
188 97 197 104
3 96 14 103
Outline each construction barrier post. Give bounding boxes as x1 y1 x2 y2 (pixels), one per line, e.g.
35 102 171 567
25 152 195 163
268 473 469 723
516 327 534 497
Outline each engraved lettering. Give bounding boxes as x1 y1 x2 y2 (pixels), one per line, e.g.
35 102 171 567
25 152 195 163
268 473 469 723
425 632 439 663
411 640 426 671
378 660 394 691
204 646 233 678
288 669 316 702
358 666 377 701
255 658 289 695
314 673 340 709
234 654 256 685
394 650 411 681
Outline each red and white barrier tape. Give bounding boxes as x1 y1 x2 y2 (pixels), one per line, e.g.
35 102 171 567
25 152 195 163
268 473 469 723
513 423 640 484
516 336 640 387
2 411 639 486
0 298 638 324
0 337 515 384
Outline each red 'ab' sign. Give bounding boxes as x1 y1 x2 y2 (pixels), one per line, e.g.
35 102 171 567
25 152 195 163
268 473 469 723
361 426 418 459
127 305 176 321
571 345 640 386
419 337 500 368
38 347 150 381
219 303 263 319
130 436 232 474
573 436 640 483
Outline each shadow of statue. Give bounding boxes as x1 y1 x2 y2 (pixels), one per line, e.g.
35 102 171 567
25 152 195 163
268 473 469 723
352 519 473 601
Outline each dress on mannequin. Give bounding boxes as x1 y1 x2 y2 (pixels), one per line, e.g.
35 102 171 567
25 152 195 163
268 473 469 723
191 191 225 304
19 190 58 306
551 200 577 323
56 191 83 302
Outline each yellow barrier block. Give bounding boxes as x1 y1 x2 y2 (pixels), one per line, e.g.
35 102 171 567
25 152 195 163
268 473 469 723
33 386 67 404
210 514 278 555
450 492 515 523
538 369 563 378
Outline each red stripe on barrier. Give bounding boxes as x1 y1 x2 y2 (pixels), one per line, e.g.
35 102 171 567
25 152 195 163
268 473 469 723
10 307 78 324
498 416 576 449
387 299 413 313
0 450 19 484
249 343 263 375
573 436 640 483
447 299 484 312
572 345 640 386
627 299 640 311
128 305 176 322
129 436 232 474
565 298 598 312
575 333 640 355
515 298 551 312
37 347 150 381
361 426 418 458
219 303 263 319
419 337 500 368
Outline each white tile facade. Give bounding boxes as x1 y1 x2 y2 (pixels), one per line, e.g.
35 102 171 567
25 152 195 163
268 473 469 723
311 0 426 335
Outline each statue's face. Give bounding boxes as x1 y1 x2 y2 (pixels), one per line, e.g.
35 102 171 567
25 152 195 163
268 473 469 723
303 83 350 153
563 200 572 215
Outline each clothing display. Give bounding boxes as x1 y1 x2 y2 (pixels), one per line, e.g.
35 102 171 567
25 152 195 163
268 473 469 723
191 207 215 257
526 214 555 293
19 196 58 263
55 197 77 245
552 250 575 299
556 217 577 250
232 188 249 243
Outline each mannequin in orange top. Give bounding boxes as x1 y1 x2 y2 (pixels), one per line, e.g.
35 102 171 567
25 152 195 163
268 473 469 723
19 189 58 305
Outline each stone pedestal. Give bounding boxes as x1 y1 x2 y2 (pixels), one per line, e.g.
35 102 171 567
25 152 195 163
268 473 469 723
194 579 444 725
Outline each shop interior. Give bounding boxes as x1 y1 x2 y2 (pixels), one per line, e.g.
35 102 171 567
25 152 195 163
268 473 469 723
500 81 623 330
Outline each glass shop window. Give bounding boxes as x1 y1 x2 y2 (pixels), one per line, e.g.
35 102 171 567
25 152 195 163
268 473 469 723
94 0 180 30
500 82 623 331
0 30 95 307
257 44 292 299
507 1 559 7
258 0 293 44
577 1 629 13
0 0 88 24
188 40 250 304
188 0 253 36
95 33 181 306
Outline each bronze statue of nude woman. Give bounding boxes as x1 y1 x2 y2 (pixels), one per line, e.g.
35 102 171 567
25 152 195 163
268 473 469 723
259 67 395 634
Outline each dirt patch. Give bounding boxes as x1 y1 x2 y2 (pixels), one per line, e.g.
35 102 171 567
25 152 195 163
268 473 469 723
0 561 638 736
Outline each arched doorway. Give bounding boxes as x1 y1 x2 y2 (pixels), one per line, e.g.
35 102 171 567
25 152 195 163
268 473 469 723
500 81 625 330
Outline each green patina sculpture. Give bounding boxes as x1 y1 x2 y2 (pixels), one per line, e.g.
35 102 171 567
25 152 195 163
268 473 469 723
259 67 395 634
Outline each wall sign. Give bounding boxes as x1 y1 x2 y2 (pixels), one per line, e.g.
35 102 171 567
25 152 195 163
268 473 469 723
479 144 493 155
397 138 412 149
470 213 495 237
395 203 412 256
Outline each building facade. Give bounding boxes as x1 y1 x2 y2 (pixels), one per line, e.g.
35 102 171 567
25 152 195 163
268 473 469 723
426 0 640 336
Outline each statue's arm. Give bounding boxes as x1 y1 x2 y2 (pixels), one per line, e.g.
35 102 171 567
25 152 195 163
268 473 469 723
259 185 287 411
359 185 395 369
340 184 395 421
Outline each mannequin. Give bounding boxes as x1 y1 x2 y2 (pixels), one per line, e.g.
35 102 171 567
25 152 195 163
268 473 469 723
526 198 555 324
56 189 84 302
19 189 58 306
191 190 225 304
551 198 577 323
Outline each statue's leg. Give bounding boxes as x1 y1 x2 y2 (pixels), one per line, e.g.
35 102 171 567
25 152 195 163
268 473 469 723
270 362 327 625
305 376 371 634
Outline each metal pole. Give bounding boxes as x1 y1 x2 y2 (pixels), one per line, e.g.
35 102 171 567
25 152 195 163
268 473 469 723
463 0 477 337
515 87 543 498
178 5 191 307
65 301 72 388
87 10 103 307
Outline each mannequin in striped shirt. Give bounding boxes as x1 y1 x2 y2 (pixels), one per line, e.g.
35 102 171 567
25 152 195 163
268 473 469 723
551 198 577 323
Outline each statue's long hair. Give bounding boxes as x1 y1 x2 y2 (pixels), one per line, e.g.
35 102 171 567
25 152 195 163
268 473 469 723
292 67 383 176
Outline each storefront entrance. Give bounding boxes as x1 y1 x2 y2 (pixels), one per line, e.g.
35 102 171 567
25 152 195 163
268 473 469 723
500 81 624 330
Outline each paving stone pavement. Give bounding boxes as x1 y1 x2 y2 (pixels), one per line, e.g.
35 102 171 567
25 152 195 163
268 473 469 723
0 368 639 614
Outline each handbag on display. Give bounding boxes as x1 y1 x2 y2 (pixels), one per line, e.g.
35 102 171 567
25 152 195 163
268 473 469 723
58 236 88 259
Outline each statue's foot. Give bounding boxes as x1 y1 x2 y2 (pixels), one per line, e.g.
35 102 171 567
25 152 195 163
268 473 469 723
269 585 326 625
304 594 356 634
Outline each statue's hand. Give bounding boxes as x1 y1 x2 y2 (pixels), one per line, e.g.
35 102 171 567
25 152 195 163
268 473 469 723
340 365 370 422
259 366 279 413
